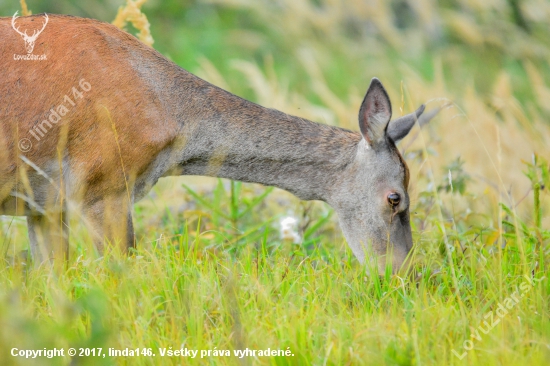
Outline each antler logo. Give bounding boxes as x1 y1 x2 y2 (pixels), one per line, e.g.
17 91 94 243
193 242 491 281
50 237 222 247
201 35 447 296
12 11 49 54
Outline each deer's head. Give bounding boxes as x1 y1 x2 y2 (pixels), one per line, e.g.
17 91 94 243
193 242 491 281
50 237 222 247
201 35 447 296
329 78 425 275
12 12 49 54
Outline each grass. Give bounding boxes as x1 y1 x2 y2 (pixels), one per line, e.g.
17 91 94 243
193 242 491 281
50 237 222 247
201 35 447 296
1 209 548 365
1 0 550 365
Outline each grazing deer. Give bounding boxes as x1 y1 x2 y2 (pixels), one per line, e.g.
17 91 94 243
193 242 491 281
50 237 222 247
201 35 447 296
0 14 429 273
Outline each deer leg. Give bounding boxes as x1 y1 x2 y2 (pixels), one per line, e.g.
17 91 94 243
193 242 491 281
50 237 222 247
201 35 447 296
82 195 135 255
27 210 69 266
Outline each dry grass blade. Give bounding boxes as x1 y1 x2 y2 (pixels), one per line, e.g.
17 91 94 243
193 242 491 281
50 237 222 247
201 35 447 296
112 0 154 47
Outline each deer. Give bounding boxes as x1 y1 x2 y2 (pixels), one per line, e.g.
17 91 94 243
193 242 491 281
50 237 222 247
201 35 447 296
11 11 48 54
0 14 431 274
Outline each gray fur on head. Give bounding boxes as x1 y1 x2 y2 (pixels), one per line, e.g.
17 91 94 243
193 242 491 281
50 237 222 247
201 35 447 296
326 77 426 273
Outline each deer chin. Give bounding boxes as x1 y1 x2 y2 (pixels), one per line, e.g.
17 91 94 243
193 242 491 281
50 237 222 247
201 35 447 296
350 242 412 276
338 214 413 276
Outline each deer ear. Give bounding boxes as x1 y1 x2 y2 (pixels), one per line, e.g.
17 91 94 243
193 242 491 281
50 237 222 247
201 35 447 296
386 104 425 143
359 78 392 147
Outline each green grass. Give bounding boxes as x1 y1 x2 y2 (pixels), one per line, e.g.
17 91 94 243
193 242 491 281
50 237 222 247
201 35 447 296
1 173 548 365
1 0 550 365
1 212 548 365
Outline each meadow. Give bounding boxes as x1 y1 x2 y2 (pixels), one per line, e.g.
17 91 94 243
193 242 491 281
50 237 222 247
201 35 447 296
0 0 549 365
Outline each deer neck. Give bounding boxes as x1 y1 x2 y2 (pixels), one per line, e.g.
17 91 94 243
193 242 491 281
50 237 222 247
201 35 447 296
166 71 361 201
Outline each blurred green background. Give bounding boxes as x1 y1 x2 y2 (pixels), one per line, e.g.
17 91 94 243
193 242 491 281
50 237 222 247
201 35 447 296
3 0 550 107
4 0 548 219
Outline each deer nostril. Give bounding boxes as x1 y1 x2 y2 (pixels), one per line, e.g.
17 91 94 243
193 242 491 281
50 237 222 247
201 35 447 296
387 192 401 207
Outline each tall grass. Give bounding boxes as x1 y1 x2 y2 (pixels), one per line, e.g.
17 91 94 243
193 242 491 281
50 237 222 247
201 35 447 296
0 0 549 365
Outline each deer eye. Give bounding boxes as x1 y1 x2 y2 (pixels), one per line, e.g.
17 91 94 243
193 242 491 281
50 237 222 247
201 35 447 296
387 192 401 208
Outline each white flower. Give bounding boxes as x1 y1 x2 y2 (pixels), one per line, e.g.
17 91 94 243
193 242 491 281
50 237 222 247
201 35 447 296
280 216 301 243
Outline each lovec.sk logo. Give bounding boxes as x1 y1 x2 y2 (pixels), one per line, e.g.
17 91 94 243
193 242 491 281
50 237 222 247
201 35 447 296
12 11 48 60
